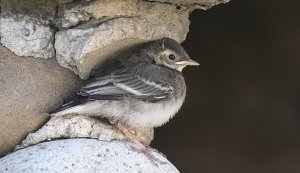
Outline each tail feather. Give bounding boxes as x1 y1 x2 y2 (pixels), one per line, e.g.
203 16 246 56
49 96 88 114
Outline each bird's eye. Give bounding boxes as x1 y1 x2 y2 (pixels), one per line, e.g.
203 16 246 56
168 54 176 60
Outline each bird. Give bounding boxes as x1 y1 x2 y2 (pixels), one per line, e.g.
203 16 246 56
50 37 199 163
51 37 199 129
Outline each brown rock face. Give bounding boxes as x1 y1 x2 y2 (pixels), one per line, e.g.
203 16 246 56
0 46 82 156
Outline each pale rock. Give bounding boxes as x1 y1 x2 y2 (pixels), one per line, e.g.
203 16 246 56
0 139 179 173
0 0 57 59
0 16 55 59
55 0 190 79
17 115 154 150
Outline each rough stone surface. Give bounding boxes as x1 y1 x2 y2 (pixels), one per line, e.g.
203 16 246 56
55 0 192 78
0 16 55 59
0 45 82 156
0 0 229 77
17 115 154 150
1 0 57 22
54 0 229 79
142 0 230 9
0 0 57 59
0 139 179 173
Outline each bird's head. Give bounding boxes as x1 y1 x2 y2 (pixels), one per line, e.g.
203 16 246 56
145 37 200 72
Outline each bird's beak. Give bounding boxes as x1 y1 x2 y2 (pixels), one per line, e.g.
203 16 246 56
175 59 200 66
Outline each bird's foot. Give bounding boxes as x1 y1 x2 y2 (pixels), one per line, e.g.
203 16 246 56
129 146 167 166
114 122 167 166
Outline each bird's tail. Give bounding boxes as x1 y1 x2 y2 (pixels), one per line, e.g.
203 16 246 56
49 101 77 114
49 96 88 115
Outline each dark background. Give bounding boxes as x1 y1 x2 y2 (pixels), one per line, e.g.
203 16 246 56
152 0 300 172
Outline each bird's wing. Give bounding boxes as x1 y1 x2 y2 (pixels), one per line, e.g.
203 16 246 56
77 65 173 102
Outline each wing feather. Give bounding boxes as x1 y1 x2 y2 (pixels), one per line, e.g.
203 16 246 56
77 64 173 102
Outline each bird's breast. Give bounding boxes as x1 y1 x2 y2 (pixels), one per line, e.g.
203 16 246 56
125 97 185 128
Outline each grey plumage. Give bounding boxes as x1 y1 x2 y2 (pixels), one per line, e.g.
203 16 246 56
51 37 199 128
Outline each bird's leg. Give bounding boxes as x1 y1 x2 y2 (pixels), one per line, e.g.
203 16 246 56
115 122 145 148
114 122 166 166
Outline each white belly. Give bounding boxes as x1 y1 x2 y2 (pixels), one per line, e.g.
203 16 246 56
52 99 184 129
124 100 184 128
